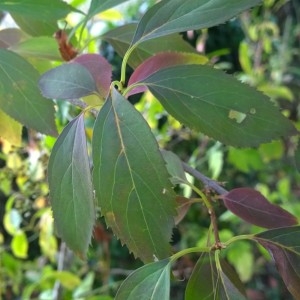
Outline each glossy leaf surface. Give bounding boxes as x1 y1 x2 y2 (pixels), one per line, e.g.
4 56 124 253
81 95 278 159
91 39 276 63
48 114 95 256
0 0 77 20
39 63 97 100
140 64 295 147
255 226 300 299
221 188 298 228
73 54 112 99
92 89 176 262
102 23 196 68
0 109 22 146
116 259 171 300
0 49 57 136
131 0 262 44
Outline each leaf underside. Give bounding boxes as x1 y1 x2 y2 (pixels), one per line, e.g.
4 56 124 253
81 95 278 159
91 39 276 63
92 88 177 262
48 114 95 256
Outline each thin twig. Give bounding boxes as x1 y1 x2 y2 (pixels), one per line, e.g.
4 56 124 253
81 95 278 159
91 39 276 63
182 162 228 195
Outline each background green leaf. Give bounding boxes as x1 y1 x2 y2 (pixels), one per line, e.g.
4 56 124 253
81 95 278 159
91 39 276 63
0 109 22 146
131 0 262 44
48 114 95 256
140 64 295 147
92 88 177 262
116 259 171 300
0 49 57 136
102 23 196 68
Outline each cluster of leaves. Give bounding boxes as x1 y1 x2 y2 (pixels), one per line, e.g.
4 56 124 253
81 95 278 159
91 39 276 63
1 0 300 298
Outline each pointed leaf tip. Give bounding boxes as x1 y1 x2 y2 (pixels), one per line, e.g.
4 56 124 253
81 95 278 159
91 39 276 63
221 188 298 229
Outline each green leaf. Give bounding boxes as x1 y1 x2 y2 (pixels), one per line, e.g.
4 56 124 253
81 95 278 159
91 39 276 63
102 23 196 69
92 88 177 262
0 109 22 146
11 231 28 259
116 259 171 300
48 114 95 256
139 64 295 147
0 0 78 21
221 188 298 228
186 253 217 300
87 0 130 18
10 36 61 61
39 63 97 100
0 49 57 136
131 0 262 44
255 226 300 299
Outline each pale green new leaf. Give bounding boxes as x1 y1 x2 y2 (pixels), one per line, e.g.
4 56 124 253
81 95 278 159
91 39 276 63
140 64 295 147
48 114 95 256
0 49 57 136
116 259 171 300
92 88 177 262
132 0 262 44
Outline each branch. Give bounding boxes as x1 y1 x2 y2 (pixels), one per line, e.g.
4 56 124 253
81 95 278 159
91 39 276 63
182 162 228 195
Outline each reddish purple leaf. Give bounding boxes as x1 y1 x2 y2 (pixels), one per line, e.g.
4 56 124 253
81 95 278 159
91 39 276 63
73 54 112 99
255 227 300 299
220 188 298 229
127 52 207 96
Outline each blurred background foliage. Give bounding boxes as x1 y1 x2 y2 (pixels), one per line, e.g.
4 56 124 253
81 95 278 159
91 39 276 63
0 0 300 299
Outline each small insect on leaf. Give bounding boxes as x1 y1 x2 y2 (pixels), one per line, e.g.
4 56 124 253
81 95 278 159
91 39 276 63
54 30 78 61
